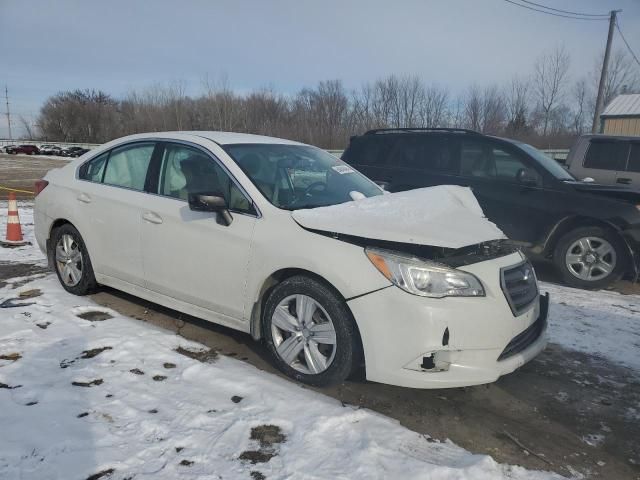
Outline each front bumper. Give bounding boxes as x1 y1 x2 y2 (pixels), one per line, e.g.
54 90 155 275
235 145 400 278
348 252 549 389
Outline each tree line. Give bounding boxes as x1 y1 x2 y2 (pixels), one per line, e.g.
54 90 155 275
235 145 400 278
36 47 639 149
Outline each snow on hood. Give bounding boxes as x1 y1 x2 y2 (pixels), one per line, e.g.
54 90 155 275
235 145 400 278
292 185 506 249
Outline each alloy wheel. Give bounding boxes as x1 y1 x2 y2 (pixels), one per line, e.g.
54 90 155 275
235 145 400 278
565 236 616 282
271 294 337 375
55 234 84 286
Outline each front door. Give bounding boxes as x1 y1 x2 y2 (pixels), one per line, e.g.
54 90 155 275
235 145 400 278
141 142 257 324
455 138 558 247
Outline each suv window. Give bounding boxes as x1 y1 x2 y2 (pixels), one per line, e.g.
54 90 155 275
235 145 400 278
460 140 541 185
389 136 454 172
343 136 395 166
584 140 629 171
158 143 255 214
103 143 155 191
626 143 640 173
79 152 108 182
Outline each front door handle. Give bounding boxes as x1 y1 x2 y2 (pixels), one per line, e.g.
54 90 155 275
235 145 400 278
77 193 91 204
142 211 163 224
617 177 632 185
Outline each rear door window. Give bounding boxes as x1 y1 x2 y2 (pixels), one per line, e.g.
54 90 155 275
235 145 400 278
389 135 454 172
103 143 155 191
584 141 629 171
625 144 640 173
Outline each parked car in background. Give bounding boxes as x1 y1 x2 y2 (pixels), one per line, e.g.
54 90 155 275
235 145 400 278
34 131 548 389
60 146 90 157
5 144 40 155
3 145 17 153
565 134 640 187
39 144 63 156
342 128 640 289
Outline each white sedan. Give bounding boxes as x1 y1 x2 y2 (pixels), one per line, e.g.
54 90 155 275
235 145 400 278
34 131 548 388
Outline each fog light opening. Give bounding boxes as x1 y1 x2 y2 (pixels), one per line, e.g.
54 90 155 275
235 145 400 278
420 351 451 372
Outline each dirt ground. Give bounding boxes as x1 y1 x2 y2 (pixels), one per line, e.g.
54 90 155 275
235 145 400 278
2 152 640 478
0 153 69 198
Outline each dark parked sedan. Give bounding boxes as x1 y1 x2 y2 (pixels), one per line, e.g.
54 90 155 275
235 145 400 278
342 128 640 289
60 146 90 157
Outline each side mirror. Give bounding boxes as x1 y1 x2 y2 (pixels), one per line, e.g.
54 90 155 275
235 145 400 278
188 192 233 226
516 168 538 187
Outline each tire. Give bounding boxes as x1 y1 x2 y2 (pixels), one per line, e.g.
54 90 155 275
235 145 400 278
262 275 361 387
50 224 97 295
553 226 627 289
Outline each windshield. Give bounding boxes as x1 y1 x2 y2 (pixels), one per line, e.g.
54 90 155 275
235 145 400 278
223 144 383 210
516 142 576 181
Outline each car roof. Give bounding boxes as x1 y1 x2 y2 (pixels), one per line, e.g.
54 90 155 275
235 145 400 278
117 131 304 146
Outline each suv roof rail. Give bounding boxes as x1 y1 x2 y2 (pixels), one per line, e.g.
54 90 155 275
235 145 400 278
363 127 480 135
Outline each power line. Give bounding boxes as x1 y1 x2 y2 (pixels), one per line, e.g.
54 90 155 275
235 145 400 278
615 20 640 69
502 0 608 21
518 0 609 18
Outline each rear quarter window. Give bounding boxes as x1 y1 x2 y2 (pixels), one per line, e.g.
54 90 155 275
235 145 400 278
583 141 629 171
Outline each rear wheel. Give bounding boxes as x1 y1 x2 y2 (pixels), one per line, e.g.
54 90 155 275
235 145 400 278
51 224 97 295
553 226 626 289
262 275 360 386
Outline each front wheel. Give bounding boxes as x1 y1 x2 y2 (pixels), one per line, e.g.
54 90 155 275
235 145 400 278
262 275 361 387
50 224 97 295
553 226 627 289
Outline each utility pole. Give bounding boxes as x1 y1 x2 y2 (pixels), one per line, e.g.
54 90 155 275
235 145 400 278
591 10 620 134
4 85 12 141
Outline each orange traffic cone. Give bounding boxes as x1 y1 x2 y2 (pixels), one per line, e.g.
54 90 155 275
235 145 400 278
1 192 30 247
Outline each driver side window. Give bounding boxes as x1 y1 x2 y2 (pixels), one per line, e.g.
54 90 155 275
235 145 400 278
460 140 541 186
158 143 255 214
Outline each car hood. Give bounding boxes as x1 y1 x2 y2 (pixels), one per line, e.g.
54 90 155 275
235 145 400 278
291 185 506 249
566 181 640 203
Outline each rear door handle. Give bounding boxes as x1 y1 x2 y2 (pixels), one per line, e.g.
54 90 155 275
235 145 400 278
77 193 91 204
617 177 632 185
142 211 163 225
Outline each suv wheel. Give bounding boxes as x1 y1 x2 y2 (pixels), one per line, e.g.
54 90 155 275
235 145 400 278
553 226 626 289
51 224 97 295
262 275 360 386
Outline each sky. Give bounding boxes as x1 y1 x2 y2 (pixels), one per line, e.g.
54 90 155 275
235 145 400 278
1 0 639 138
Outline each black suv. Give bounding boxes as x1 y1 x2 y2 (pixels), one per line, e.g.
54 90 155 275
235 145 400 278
342 128 640 289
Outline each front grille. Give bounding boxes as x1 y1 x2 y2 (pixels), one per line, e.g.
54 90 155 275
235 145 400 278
498 293 548 361
501 260 539 316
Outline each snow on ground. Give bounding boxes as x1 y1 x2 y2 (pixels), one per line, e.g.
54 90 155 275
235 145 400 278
0 275 561 480
0 201 45 264
541 281 640 373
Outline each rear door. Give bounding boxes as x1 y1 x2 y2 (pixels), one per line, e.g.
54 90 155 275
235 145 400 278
617 141 640 186
140 142 257 324
75 141 157 286
581 138 629 185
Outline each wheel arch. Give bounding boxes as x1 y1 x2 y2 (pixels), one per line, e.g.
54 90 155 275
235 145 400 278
543 215 634 275
249 268 365 366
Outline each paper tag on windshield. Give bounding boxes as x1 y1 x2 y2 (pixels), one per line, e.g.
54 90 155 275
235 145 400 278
332 165 355 175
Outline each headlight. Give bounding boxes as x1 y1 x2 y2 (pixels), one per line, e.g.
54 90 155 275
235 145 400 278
365 247 485 298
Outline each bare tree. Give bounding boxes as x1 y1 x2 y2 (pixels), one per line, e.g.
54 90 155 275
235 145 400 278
533 46 571 136
18 115 36 140
504 76 530 136
571 79 588 135
589 48 640 114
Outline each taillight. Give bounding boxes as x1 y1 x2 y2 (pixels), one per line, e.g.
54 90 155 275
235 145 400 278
34 180 49 196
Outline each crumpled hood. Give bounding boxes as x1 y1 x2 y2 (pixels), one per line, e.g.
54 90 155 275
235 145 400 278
292 185 506 249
